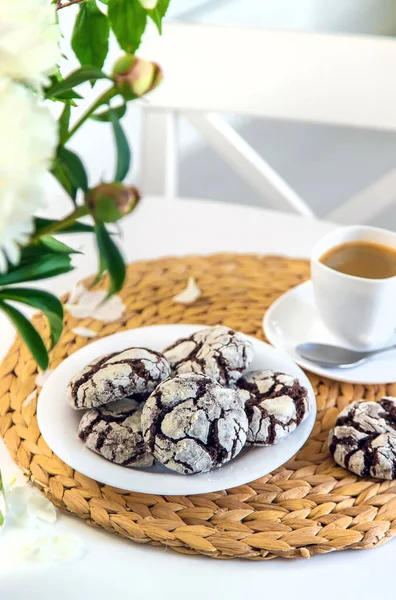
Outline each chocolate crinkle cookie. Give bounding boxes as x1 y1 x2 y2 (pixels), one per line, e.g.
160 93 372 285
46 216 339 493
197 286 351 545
67 348 170 409
236 370 310 446
141 374 248 474
162 325 253 386
78 399 154 467
328 397 396 480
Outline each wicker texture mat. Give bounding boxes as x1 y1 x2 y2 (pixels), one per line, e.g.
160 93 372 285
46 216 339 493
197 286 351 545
1 254 396 560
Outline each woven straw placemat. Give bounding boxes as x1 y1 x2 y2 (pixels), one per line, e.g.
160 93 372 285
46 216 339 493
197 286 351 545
1 253 396 560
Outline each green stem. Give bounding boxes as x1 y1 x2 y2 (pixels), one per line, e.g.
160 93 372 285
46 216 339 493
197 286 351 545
57 0 85 9
31 206 90 241
65 87 118 142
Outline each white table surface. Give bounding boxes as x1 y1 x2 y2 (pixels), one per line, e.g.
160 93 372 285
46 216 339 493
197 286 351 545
0 195 392 599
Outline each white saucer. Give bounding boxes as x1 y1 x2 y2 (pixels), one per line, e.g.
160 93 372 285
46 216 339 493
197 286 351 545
37 324 316 496
263 281 396 385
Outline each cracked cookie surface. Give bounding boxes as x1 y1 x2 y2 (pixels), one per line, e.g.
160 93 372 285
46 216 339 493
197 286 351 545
141 373 248 474
78 398 154 467
328 397 396 480
236 369 310 446
163 326 253 386
67 348 170 409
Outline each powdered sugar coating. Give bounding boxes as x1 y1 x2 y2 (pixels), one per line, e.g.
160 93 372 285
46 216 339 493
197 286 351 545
163 326 253 386
328 397 396 479
78 399 154 467
237 369 310 446
141 374 248 474
67 348 170 409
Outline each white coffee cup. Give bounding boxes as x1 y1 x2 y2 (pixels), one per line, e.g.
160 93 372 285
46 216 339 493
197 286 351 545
311 225 396 350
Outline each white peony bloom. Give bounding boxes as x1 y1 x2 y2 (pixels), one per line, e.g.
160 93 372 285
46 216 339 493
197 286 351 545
0 0 60 87
0 78 57 270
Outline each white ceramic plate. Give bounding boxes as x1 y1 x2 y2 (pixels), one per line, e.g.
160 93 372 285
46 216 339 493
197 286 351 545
264 281 396 385
38 324 316 495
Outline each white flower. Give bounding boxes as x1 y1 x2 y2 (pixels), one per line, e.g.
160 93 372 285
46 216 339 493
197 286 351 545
0 0 60 87
173 277 201 304
0 473 5 529
66 287 125 322
0 78 57 271
139 0 158 8
0 477 84 566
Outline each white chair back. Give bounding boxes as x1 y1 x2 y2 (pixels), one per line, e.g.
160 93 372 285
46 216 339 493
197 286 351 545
139 23 396 222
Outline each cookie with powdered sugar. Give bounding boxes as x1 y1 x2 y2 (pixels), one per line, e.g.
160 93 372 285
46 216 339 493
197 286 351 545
141 373 248 475
163 325 253 386
78 399 154 467
328 397 396 480
67 348 170 409
236 369 310 446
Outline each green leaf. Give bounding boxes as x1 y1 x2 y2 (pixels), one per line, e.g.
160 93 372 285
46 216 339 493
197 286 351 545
0 255 74 286
34 217 94 235
108 0 147 53
57 146 89 192
147 0 170 33
53 89 83 101
0 288 64 349
39 236 81 255
72 0 110 70
51 158 77 202
91 103 126 122
109 107 131 181
0 301 49 370
91 248 107 287
0 511 4 527
19 240 78 265
59 102 71 144
45 66 109 98
94 222 126 295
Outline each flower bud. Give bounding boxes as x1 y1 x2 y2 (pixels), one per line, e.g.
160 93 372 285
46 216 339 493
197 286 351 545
138 0 158 7
112 54 163 99
86 183 140 223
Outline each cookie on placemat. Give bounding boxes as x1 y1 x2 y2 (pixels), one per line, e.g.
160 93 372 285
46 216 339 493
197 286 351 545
163 325 253 386
328 397 396 480
236 370 310 446
78 399 154 467
67 348 170 409
141 374 248 474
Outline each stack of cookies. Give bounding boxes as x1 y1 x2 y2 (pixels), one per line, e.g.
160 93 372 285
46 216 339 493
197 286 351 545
67 326 311 475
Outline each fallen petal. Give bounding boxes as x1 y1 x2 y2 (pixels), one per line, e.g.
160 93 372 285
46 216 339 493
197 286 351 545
71 327 98 338
66 289 125 322
39 534 84 563
35 370 54 387
22 390 37 408
68 283 85 304
12 536 48 561
173 277 201 304
28 495 57 524
4 485 32 528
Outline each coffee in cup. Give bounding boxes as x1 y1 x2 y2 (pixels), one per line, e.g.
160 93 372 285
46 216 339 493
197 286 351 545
311 226 396 350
